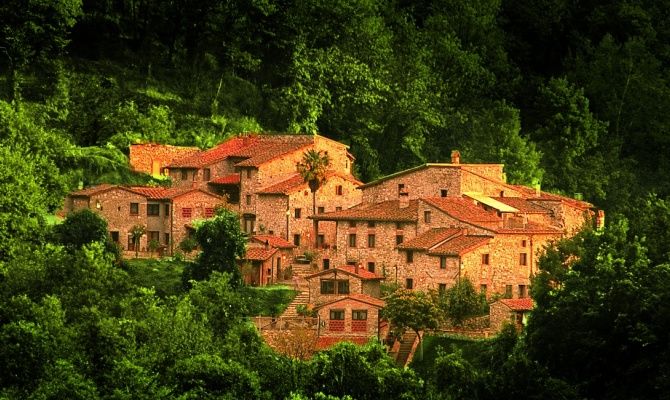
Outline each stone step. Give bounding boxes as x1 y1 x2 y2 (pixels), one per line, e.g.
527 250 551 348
395 331 418 367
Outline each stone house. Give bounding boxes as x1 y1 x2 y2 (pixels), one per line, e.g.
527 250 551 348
242 234 296 285
61 184 225 255
489 298 534 331
129 143 200 177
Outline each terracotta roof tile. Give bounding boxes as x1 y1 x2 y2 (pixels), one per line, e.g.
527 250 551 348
397 228 463 250
128 186 222 201
305 266 384 281
232 135 314 167
492 197 552 213
209 173 241 185
500 298 534 311
244 247 278 261
251 235 296 249
313 293 385 310
423 197 502 224
496 221 562 234
510 185 593 209
312 200 418 222
168 136 259 168
429 235 491 256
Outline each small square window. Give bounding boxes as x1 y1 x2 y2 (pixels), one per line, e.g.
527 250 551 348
518 285 528 298
330 309 344 320
317 206 325 214
367 221 376 228
505 285 513 298
406 250 414 263
521 240 527 247
182 208 192 218
337 280 350 294
295 208 302 218
147 203 160 216
424 210 431 223
321 280 335 294
367 262 375 273
352 310 367 320
293 234 301 246
336 185 343 195
519 253 528 266
441 189 448 197
398 183 406 194
323 258 330 270
367 234 375 248
130 203 139 215
396 235 404 245
406 278 414 289
482 254 490 265
440 256 447 269
348 234 357 248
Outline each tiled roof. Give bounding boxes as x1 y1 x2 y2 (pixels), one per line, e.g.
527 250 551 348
510 185 593 209
259 172 363 195
496 221 562 234
423 197 502 224
128 186 223 201
492 197 552 214
500 298 534 311
251 235 296 249
429 235 491 256
168 136 259 168
244 247 278 261
305 266 384 281
232 135 314 167
315 336 370 350
397 228 462 250
313 293 385 310
311 200 418 222
209 173 241 185
69 184 117 197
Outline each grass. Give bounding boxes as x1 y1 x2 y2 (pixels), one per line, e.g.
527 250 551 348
409 334 493 379
125 258 187 297
241 285 298 317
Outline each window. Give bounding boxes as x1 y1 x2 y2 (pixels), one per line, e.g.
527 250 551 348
147 203 160 216
480 284 487 295
441 189 448 197
181 169 188 180
330 309 345 320
348 233 357 247
246 169 252 178
246 195 251 205
336 185 343 195
396 235 404 245
440 256 447 269
205 207 215 218
164 204 170 216
424 210 432 223
518 285 527 298
482 254 490 265
127 236 136 251
321 280 335 294
317 206 325 214
337 280 350 294
317 234 325 248
110 231 119 243
367 262 375 273
148 231 160 243
182 208 192 218
329 309 345 331
398 183 406 194
521 240 527 247
294 208 302 218
293 234 301 246
439 283 447 293
406 250 414 263
323 258 330 270
367 234 376 248
396 222 404 230
367 221 376 228
203 168 211 181
243 216 255 234
505 285 513 298
130 202 139 215
352 310 367 320
349 221 357 228
406 278 414 289
164 233 170 245
519 253 528 266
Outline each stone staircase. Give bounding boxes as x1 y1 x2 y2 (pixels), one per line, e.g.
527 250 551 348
395 331 418 367
281 288 310 318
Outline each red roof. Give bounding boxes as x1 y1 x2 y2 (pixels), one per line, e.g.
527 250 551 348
313 293 385 310
305 266 384 281
492 197 552 214
429 235 491 256
128 186 223 201
315 336 370 350
232 135 314 167
500 298 534 311
244 247 278 261
510 185 593 210
209 173 241 185
251 235 296 249
423 197 502 224
168 136 259 168
397 228 462 250
312 200 418 222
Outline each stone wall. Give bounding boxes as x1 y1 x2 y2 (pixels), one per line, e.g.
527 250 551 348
361 166 462 203
315 299 380 339
129 144 199 176
170 191 226 252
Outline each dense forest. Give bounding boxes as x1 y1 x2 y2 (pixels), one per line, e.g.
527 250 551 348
2 0 670 399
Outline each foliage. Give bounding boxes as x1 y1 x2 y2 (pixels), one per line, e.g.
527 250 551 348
183 208 246 285
125 258 186 298
179 236 198 254
129 224 146 258
240 285 297 317
56 209 109 250
527 220 670 400
433 278 489 326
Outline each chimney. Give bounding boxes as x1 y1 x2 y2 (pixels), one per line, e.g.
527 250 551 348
451 150 461 164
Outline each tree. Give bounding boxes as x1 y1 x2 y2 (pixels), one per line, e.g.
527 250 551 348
434 278 488 326
526 220 670 400
56 209 109 250
382 289 440 361
129 224 146 259
186 208 246 284
297 149 331 246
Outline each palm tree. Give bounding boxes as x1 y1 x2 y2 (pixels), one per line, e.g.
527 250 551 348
297 149 330 246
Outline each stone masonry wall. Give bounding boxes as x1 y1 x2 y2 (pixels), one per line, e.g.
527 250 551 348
361 167 462 203
308 271 363 304
129 144 199 176
170 191 226 253
316 300 380 339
